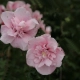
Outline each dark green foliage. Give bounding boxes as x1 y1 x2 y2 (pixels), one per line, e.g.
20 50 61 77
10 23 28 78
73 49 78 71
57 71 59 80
0 0 80 80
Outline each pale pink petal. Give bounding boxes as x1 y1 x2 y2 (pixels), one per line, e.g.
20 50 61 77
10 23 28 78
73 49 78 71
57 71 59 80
34 58 40 63
55 47 65 67
1 25 9 35
19 21 26 27
0 25 15 44
27 25 39 37
33 10 43 21
6 1 14 10
1 25 16 37
13 1 25 10
24 4 32 13
28 37 45 49
0 34 14 44
27 49 35 59
14 7 31 21
25 19 38 30
39 20 45 32
45 59 52 66
1 11 14 27
46 26 52 34
23 19 38 31
0 5 5 24
26 4 31 8
38 61 45 67
47 38 58 51
11 37 27 51
27 59 35 67
22 34 33 43
56 62 62 67
26 49 35 67
36 65 56 75
42 34 51 40
0 5 5 12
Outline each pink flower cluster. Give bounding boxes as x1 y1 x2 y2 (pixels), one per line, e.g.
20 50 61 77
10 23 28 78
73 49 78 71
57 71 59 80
0 1 51 34
0 1 65 75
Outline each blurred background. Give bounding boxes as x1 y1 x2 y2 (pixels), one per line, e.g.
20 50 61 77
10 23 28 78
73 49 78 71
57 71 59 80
0 0 80 80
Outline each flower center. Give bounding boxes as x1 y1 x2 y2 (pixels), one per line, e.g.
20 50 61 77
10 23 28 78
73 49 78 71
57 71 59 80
42 52 46 58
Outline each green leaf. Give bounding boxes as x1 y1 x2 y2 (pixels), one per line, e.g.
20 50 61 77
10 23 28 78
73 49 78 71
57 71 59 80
64 38 80 54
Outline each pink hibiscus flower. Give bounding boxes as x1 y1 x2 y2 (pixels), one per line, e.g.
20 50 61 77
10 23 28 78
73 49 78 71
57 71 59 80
26 34 65 75
6 1 50 34
0 7 39 51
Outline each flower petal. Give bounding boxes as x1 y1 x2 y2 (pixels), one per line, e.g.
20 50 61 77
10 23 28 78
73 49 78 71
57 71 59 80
14 7 31 21
22 34 33 44
26 49 35 67
1 25 8 35
28 36 45 49
27 59 35 67
55 47 65 67
27 25 39 37
47 38 58 51
25 19 38 31
1 11 14 27
36 65 56 75
11 37 27 51
1 25 16 37
0 34 14 44
38 61 45 67
27 49 35 59
45 59 52 66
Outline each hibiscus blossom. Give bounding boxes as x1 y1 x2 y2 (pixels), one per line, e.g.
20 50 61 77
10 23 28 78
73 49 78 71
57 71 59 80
26 34 65 75
0 7 39 51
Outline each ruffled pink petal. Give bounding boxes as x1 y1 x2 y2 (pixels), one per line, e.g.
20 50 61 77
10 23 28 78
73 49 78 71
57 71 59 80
32 10 43 21
36 65 56 75
24 4 32 13
1 25 16 37
22 34 32 43
14 7 31 21
34 58 40 63
13 1 25 10
26 49 35 67
39 20 45 32
47 38 58 51
27 25 39 37
26 19 38 30
45 59 52 66
27 49 35 59
1 11 14 27
42 34 51 40
0 25 15 44
45 26 52 34
6 1 14 11
27 59 35 67
28 36 45 49
0 34 14 44
0 5 5 24
55 47 65 67
23 19 38 31
38 61 45 68
1 25 9 35
11 37 27 51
